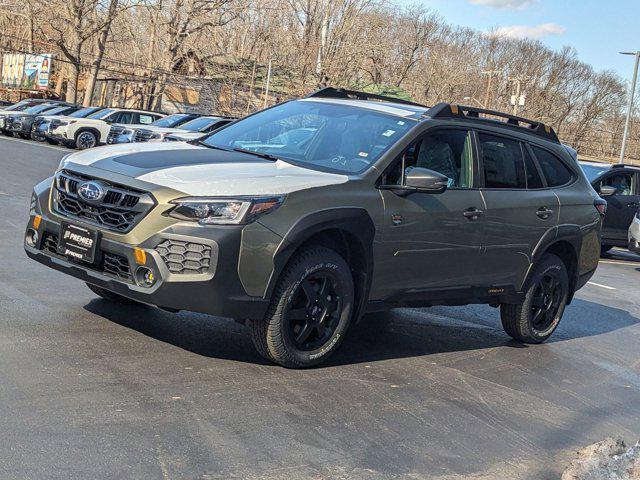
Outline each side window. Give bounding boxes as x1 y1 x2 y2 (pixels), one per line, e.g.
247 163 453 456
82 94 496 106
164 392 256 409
523 147 544 189
600 172 635 196
138 114 153 125
479 133 526 189
118 111 134 124
386 129 474 188
531 146 574 187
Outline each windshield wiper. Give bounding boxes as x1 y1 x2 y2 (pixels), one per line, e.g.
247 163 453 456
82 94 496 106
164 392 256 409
232 147 279 162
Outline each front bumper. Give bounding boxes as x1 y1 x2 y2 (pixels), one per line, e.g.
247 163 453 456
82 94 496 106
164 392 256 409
629 215 640 253
25 198 270 319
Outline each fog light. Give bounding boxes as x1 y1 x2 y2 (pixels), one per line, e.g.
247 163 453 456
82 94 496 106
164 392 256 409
135 266 156 287
25 228 38 247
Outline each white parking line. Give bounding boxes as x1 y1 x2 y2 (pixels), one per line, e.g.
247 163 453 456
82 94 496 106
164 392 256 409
587 281 617 290
0 135 69 152
599 260 640 267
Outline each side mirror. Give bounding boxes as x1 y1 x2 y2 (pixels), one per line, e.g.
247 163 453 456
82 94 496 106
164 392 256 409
599 185 616 196
404 167 449 194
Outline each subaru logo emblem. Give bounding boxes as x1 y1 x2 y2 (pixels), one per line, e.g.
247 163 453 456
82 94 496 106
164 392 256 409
78 181 105 202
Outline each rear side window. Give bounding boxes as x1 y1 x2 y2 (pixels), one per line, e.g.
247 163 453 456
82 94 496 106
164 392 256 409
531 146 573 187
138 114 153 124
479 133 526 189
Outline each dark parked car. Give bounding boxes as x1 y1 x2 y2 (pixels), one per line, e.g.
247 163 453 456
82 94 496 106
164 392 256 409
3 103 79 139
25 88 604 367
580 161 640 253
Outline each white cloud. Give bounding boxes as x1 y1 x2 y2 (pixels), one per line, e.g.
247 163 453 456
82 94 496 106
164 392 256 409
469 0 538 8
492 23 566 39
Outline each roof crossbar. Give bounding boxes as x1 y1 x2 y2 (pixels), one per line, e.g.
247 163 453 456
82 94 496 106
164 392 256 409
426 103 560 143
306 87 427 108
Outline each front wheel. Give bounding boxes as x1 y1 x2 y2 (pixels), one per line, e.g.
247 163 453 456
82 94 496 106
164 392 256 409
75 130 98 150
500 253 569 343
249 246 354 368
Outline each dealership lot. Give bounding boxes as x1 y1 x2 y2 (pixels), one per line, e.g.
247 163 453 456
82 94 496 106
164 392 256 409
1 136 639 479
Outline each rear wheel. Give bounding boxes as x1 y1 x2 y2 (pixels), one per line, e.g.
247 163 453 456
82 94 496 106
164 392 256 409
46 138 60 145
249 246 354 368
86 283 141 305
75 130 98 150
500 253 569 343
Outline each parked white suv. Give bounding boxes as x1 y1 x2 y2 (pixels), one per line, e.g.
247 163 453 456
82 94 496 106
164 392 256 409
48 108 164 149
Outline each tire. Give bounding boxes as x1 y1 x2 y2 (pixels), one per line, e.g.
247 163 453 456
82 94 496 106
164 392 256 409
75 130 98 150
86 283 141 305
500 253 569 343
249 246 355 368
46 138 60 145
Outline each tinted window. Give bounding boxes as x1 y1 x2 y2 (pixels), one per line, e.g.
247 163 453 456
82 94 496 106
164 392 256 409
532 146 573 187
386 129 473 188
479 133 526 189
88 108 115 119
113 111 133 124
524 147 544 189
600 172 635 196
202 100 415 174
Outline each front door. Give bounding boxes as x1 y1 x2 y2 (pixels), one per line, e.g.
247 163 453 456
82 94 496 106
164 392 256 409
375 128 485 300
597 170 640 242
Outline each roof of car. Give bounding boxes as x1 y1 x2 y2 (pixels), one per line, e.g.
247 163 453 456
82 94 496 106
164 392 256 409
299 97 427 119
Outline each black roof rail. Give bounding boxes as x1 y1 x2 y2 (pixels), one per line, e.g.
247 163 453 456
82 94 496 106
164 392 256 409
426 103 560 143
306 87 428 108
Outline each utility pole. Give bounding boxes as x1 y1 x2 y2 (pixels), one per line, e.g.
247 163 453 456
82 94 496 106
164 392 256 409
481 69 502 109
619 51 640 164
263 59 272 109
508 76 527 116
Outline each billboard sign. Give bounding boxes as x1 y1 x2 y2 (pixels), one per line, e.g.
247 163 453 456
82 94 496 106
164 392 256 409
1 53 52 90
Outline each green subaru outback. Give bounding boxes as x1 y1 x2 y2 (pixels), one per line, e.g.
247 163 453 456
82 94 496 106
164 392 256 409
25 88 605 367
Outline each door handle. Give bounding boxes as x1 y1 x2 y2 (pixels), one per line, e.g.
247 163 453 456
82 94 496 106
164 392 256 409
463 207 484 220
536 207 553 219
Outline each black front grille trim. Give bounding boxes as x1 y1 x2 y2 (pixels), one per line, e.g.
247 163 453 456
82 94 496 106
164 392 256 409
53 170 154 233
38 232 133 283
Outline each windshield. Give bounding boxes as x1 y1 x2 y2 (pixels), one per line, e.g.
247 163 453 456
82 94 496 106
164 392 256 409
42 106 69 116
88 108 115 119
580 163 610 182
70 107 101 118
180 117 218 131
24 104 56 114
151 114 190 127
5 101 32 111
202 100 415 173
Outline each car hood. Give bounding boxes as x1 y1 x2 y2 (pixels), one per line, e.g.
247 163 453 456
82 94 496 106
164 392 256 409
61 142 348 196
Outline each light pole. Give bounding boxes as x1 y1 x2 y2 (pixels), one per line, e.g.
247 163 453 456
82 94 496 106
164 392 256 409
619 51 640 164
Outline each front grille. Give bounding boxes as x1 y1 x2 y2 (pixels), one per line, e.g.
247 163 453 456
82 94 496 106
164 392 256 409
134 129 154 142
53 170 155 233
156 239 212 274
102 253 132 281
107 125 127 144
39 232 133 283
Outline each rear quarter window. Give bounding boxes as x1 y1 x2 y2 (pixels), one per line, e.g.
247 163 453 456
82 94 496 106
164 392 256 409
531 146 574 187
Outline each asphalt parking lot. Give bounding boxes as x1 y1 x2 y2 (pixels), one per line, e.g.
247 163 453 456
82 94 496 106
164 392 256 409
1 136 639 480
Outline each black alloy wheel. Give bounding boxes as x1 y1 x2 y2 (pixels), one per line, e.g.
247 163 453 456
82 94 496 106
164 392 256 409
529 270 563 334
285 271 343 351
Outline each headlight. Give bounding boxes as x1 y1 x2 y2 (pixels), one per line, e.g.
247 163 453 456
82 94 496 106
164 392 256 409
167 196 284 225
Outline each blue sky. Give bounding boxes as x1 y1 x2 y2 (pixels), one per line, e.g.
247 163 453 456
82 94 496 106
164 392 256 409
404 0 639 81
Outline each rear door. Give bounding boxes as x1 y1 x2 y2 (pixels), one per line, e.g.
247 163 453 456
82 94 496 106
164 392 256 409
595 169 640 242
475 132 559 289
